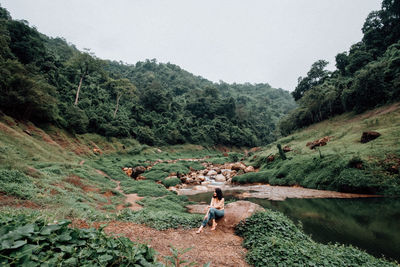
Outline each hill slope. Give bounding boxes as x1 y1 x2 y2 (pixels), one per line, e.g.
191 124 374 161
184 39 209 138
236 102 400 195
0 5 295 147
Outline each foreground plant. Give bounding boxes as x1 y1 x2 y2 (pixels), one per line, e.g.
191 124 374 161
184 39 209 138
0 213 161 266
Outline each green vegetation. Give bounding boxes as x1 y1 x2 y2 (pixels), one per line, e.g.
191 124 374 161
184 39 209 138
0 213 160 266
235 211 397 266
237 104 400 195
0 5 295 147
118 179 203 230
281 0 400 134
0 170 38 199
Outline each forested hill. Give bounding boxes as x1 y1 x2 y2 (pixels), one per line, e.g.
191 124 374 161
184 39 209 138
0 6 295 147
279 0 400 135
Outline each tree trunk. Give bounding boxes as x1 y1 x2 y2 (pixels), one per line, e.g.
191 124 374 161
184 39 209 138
113 94 121 119
74 75 84 106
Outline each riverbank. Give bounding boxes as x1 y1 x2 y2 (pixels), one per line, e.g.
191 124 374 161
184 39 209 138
178 184 380 200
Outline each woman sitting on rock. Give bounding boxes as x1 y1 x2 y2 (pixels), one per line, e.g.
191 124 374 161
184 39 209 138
196 188 224 233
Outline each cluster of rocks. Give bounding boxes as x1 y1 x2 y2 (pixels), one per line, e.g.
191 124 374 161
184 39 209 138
306 136 333 149
168 162 256 192
122 166 147 179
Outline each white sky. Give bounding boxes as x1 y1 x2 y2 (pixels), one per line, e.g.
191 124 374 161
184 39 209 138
1 0 381 91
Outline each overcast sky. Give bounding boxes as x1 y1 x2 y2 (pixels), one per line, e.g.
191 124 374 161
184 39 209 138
1 0 381 91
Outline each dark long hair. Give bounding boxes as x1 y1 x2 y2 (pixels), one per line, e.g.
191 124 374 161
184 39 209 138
213 188 223 200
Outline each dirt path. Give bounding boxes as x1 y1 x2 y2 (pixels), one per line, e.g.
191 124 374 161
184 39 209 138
92 169 248 266
99 221 249 266
95 169 143 211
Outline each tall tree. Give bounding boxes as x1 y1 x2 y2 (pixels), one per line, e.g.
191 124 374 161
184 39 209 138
106 78 136 118
292 60 329 101
68 51 99 105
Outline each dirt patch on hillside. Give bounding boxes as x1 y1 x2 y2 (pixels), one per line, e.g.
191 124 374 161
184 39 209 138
0 122 21 137
89 221 249 266
0 194 40 209
64 175 100 193
25 123 59 146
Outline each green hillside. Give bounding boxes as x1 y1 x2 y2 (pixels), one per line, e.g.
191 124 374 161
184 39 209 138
0 5 295 148
236 102 400 195
280 0 400 135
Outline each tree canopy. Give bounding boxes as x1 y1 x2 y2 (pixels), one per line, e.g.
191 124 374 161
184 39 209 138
0 5 295 147
280 0 400 135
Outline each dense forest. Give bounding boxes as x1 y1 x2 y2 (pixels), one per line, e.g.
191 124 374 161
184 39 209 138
0 5 295 147
279 0 400 135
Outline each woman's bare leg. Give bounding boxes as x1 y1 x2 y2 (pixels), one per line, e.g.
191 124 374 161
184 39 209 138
211 219 217 230
196 225 204 234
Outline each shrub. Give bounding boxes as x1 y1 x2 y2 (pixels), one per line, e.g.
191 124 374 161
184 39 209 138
235 211 396 267
228 152 242 162
0 169 38 199
121 180 169 197
118 208 202 230
143 169 169 181
150 162 190 174
162 177 181 188
0 213 160 266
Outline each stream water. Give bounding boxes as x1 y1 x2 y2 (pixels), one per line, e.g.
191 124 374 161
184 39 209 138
188 191 400 262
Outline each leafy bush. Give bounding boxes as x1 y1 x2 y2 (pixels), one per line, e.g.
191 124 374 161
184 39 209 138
121 180 169 197
232 171 273 184
162 177 181 188
181 160 205 171
118 209 202 230
143 169 170 181
235 211 396 267
150 162 190 175
0 169 38 199
228 152 242 162
0 213 161 266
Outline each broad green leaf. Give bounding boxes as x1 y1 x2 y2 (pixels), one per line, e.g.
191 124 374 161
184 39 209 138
98 254 113 262
40 224 61 235
1 239 13 249
11 239 27 249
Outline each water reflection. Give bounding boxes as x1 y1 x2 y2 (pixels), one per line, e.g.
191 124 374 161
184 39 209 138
188 192 400 262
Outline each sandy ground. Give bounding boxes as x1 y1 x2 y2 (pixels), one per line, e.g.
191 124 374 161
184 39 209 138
98 221 249 267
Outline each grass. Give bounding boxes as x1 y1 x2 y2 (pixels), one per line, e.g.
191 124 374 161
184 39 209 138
235 211 397 266
241 103 400 195
117 180 203 229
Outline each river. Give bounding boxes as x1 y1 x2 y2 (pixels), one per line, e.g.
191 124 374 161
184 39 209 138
187 190 400 262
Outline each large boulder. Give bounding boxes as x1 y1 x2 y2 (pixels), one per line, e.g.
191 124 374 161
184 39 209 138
232 162 246 171
186 200 264 230
244 166 255 173
215 174 226 182
132 166 146 179
207 170 218 176
361 131 381 143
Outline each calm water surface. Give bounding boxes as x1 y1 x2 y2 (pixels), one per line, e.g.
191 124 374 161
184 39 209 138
188 191 400 262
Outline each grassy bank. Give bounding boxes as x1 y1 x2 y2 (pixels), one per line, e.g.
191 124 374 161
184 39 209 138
235 211 397 266
234 103 400 195
0 115 230 229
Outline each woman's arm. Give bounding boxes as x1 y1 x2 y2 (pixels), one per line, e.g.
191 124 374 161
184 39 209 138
209 197 215 208
214 198 224 209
